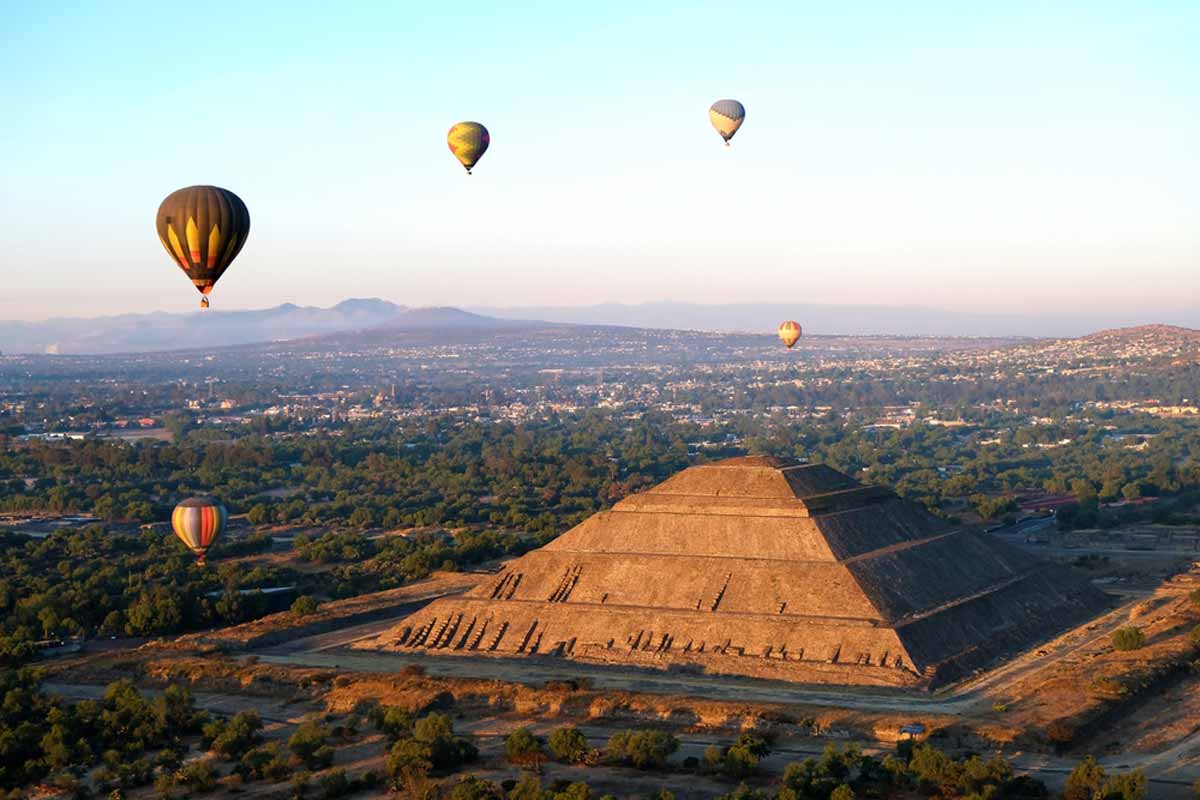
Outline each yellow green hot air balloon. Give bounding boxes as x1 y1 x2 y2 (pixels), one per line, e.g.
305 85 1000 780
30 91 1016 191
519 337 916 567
156 186 250 309
709 99 745 146
171 497 227 565
778 321 802 349
447 122 490 174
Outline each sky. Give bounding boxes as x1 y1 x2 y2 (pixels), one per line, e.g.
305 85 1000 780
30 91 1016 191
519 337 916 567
2 1 1199 322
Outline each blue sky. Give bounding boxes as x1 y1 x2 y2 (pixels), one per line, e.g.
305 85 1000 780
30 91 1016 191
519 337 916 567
2 1 1198 320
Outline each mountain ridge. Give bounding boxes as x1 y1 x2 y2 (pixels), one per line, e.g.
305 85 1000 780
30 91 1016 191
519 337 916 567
0 298 1193 356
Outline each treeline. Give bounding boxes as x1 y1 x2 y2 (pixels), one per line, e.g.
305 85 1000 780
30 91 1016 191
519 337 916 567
0 412 694 534
0 525 290 664
5 410 1200 530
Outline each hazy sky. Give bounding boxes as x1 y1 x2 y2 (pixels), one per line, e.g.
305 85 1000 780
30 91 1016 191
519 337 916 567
2 1 1198 321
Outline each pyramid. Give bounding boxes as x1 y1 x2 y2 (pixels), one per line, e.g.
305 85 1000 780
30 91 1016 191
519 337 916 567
374 456 1108 688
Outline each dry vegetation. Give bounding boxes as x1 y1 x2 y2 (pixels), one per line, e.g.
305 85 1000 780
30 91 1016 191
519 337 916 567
974 564 1200 752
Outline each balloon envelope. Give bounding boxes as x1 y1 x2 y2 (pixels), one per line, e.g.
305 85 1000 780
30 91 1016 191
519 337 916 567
709 99 745 144
171 497 227 564
778 321 802 348
156 186 250 308
447 122 490 173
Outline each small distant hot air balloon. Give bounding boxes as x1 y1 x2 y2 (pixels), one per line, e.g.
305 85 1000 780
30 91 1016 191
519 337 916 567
171 497 227 565
156 186 250 309
447 122 490 174
778 321 802 349
709 99 745 146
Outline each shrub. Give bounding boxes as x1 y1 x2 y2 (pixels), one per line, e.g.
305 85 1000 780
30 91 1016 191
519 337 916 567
203 710 263 759
704 733 772 778
176 759 218 793
604 728 678 769
236 743 291 782
288 721 334 769
318 768 350 800
368 704 413 741
1064 756 1106 800
388 738 433 784
291 595 320 616
1112 626 1146 652
1101 769 1148 800
505 727 546 770
412 712 477 770
1191 624 1200 646
1190 588 1200 611
548 726 589 764
448 775 503 800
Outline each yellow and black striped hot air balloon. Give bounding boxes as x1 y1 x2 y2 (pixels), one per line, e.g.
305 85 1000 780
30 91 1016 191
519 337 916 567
171 497 227 565
709 99 745 146
447 122 490 174
778 321 802 349
156 186 250 309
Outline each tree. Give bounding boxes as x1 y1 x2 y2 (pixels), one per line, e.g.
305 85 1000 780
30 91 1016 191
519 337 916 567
605 728 678 769
1101 770 1148 800
448 776 503 800
247 504 270 525
288 722 334 769
504 728 546 771
548 726 589 764
1064 756 1106 800
412 712 476 770
291 595 320 616
1112 626 1145 652
203 710 262 759
830 786 856 800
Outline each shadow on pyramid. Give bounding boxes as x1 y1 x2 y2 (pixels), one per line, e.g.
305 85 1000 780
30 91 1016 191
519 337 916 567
375 456 1110 689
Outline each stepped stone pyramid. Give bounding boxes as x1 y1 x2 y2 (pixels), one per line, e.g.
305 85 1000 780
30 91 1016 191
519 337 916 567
372 456 1108 687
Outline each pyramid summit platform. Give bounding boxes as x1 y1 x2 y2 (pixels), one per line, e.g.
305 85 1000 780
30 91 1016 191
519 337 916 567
372 456 1109 688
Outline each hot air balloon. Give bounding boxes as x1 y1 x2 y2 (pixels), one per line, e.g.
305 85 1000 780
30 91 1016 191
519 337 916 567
171 497 227 565
447 122 490 174
156 186 250 309
709 99 745 146
778 321 802 349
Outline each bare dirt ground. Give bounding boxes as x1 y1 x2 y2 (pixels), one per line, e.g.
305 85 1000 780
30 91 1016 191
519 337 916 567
38 553 1200 798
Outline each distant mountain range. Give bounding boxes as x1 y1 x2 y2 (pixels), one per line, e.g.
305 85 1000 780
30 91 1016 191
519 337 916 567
470 302 1200 339
1 298 1195 355
0 300 510 355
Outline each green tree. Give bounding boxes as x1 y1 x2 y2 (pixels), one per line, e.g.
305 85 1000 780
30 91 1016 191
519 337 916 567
288 722 334 769
505 727 546 771
291 595 320 616
548 726 589 764
1101 770 1148 800
604 728 678 769
247 504 270 525
1064 756 1106 800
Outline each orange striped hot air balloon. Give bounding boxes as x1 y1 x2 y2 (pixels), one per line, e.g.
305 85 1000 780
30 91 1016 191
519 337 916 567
171 497 227 565
778 321 802 349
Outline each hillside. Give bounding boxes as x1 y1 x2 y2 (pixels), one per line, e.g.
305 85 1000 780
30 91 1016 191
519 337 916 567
0 300 505 355
1000 324 1200 367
